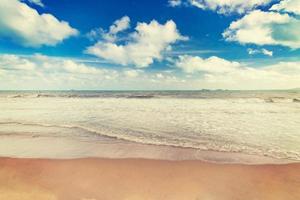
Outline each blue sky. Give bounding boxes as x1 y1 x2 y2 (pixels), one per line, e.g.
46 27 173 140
0 0 300 90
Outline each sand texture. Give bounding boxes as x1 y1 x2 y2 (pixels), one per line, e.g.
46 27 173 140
0 157 299 200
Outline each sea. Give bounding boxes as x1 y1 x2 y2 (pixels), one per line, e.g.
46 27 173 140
0 90 300 161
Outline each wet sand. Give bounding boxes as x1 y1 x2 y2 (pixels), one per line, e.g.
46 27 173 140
0 157 300 200
0 134 293 164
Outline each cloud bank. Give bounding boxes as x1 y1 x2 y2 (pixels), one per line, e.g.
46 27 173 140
174 54 300 89
1 53 300 90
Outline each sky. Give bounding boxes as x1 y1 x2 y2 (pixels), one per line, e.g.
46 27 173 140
0 0 300 90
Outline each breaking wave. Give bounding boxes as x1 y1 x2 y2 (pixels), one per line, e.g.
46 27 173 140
1 120 300 162
1 90 300 163
1 90 300 103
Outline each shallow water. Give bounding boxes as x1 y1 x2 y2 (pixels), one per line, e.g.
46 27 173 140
0 90 300 161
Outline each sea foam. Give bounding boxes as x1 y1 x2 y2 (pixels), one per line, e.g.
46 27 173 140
0 90 300 161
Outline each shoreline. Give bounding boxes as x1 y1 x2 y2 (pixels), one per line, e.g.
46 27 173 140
0 134 296 165
1 157 300 200
1 94 300 166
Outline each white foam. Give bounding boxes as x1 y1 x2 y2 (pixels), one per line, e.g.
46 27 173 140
0 94 300 162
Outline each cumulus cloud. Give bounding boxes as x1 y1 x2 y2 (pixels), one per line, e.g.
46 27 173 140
247 48 273 56
223 10 300 49
0 0 78 47
108 16 131 35
175 55 241 73
188 0 272 14
270 0 300 15
87 16 130 42
86 18 187 68
168 0 182 7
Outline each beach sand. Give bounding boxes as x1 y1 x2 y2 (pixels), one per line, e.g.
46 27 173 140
0 157 300 200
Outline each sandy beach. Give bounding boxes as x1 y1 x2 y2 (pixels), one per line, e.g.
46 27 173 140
2 0 300 197
0 92 299 199
0 157 300 200
0 119 299 200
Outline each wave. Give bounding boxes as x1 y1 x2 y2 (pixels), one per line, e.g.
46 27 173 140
1 121 300 162
126 95 155 99
4 93 155 99
265 97 299 103
2 93 300 103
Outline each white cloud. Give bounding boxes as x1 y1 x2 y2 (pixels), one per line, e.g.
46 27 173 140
88 16 130 42
261 48 273 56
1 53 300 90
0 0 78 47
247 48 273 56
27 0 44 7
0 54 36 71
0 53 189 90
86 28 104 42
188 0 272 14
1 52 300 90
0 54 123 89
156 73 164 78
86 19 187 68
223 10 300 49
175 55 241 73
270 0 300 15
168 0 182 7
248 48 260 55
0 54 105 75
202 62 300 89
175 54 300 89
124 69 140 78
263 61 300 75
61 60 104 75
108 16 130 35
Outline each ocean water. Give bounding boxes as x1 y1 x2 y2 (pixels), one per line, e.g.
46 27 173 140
0 90 300 161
